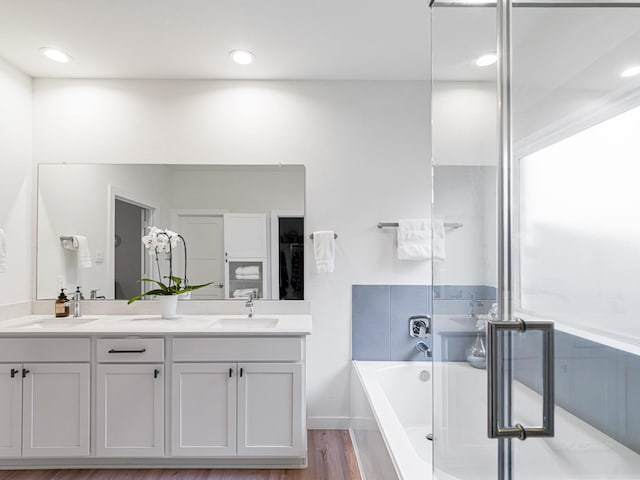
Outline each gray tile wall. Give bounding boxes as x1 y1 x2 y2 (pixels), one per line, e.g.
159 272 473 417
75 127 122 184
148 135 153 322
352 285 431 361
515 330 640 454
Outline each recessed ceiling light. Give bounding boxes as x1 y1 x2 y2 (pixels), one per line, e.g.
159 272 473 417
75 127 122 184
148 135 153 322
475 53 497 67
40 47 71 63
229 49 255 65
621 66 640 78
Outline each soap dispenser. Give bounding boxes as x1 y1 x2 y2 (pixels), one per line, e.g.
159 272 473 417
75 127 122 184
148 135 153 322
55 289 70 318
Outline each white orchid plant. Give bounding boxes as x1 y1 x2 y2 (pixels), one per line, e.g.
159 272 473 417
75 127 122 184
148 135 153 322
128 227 214 304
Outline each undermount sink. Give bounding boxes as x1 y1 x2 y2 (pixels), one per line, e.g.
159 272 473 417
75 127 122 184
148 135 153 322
19 317 100 328
213 318 279 328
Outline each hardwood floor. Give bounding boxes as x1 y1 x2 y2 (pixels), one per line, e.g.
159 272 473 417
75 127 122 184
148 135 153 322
0 431 361 480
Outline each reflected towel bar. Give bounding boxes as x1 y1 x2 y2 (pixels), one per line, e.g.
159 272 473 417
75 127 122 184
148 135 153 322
377 222 463 229
60 236 75 242
309 233 338 240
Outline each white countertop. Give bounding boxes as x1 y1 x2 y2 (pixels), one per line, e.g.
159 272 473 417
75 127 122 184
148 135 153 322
0 314 312 336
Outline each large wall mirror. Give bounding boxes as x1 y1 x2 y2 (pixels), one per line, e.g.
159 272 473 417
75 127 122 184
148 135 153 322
37 164 305 301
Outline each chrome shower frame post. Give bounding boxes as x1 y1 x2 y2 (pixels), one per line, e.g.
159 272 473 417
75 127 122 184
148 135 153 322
496 0 514 478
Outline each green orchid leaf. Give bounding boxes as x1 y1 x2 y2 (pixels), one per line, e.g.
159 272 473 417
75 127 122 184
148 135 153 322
163 276 183 288
127 289 166 304
138 278 169 293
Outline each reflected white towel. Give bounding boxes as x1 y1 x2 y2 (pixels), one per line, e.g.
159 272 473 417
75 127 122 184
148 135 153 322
397 219 430 261
71 235 93 268
235 266 260 276
313 231 335 273
233 288 258 298
0 228 6 273
236 274 260 280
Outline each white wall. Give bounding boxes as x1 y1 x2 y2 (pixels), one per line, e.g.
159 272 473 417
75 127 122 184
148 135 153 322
33 79 431 425
432 81 497 167
432 165 496 287
0 58 32 306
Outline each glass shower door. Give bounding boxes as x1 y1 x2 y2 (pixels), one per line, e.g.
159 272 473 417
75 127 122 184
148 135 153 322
509 3 640 479
432 1 640 479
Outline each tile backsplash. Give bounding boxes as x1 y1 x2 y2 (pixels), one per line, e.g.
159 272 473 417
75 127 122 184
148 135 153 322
352 284 497 362
352 285 431 361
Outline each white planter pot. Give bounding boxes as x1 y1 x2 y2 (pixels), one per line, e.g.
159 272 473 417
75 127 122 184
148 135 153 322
160 295 178 319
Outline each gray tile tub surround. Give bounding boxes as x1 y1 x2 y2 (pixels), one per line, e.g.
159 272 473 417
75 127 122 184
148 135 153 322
514 330 640 455
351 285 432 361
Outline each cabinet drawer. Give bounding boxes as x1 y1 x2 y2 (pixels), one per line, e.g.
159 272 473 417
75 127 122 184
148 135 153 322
0 338 90 362
172 337 302 362
97 338 164 363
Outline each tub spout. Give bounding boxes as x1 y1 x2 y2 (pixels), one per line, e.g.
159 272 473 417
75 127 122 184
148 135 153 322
416 341 431 358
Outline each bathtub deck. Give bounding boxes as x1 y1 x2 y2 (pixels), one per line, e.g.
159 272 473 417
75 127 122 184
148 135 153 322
0 431 361 480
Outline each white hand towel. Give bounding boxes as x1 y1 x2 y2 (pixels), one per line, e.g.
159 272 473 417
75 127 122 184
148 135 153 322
432 218 446 261
235 266 260 276
397 219 430 261
0 228 6 273
73 235 93 268
313 231 335 273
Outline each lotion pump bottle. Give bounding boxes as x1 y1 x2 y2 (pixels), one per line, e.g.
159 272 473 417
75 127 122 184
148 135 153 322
55 289 70 318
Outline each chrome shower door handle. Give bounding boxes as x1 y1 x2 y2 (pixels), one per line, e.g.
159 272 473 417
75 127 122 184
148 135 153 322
487 318 555 440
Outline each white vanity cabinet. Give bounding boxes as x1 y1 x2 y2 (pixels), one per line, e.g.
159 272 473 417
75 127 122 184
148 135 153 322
171 337 306 458
0 319 310 468
96 338 165 457
237 362 304 457
0 338 91 458
171 363 237 456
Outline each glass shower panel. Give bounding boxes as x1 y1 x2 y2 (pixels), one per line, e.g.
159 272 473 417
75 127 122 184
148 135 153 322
511 6 640 479
430 4 499 479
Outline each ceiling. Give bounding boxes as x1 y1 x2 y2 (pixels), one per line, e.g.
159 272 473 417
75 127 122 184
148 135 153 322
0 0 430 80
1 0 639 93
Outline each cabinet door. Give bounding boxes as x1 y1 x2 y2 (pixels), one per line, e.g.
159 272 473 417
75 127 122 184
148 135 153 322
0 364 22 457
171 363 237 456
97 364 164 457
237 363 304 457
22 363 90 457
224 214 267 258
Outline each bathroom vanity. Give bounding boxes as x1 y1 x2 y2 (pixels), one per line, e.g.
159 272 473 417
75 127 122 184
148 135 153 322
0 314 311 469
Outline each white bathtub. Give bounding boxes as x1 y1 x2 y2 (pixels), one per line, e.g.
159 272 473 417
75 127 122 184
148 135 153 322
351 361 432 480
352 361 640 480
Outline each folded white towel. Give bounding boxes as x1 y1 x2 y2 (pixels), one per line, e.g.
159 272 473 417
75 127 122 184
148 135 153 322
236 274 260 280
73 235 93 268
232 288 258 298
397 219 430 261
0 228 6 273
235 266 260 276
313 231 335 273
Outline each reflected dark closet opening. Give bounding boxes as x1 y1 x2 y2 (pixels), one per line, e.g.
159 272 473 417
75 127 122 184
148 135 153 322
278 217 304 300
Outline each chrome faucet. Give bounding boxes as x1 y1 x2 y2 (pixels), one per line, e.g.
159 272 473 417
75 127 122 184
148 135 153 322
72 286 82 317
90 289 106 300
245 290 258 318
416 341 431 357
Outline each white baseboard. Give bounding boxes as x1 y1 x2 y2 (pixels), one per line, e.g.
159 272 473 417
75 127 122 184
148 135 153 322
307 416 351 430
0 301 31 321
